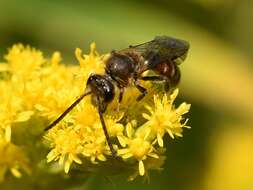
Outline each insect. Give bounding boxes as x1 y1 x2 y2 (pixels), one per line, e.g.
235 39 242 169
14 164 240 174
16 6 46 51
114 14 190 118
45 36 190 157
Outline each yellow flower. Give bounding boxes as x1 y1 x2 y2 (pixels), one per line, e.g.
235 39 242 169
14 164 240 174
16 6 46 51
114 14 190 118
0 92 33 142
0 138 31 182
118 123 158 176
75 42 106 81
45 125 83 173
74 99 98 126
43 44 190 179
4 44 45 81
141 89 191 147
0 42 190 184
81 129 109 164
100 114 125 142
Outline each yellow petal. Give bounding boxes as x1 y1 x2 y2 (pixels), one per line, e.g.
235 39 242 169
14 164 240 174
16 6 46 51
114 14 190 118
59 155 65 165
170 88 179 100
15 111 34 122
34 104 47 111
117 135 126 147
157 133 164 147
144 128 151 140
142 113 151 120
75 48 85 67
122 153 133 159
148 153 159 159
117 148 130 155
175 133 183 137
10 168 22 178
126 123 134 138
51 51 61 66
47 150 57 163
91 156 98 164
166 129 175 139
64 159 72 173
5 125 11 142
98 154 106 161
138 160 145 176
70 154 82 164
176 103 191 115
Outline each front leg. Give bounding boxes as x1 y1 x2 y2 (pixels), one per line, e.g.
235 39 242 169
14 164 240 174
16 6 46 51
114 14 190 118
97 96 116 157
135 84 147 101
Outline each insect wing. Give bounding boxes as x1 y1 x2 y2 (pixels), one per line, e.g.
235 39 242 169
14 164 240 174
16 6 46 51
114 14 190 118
151 36 190 65
118 39 155 54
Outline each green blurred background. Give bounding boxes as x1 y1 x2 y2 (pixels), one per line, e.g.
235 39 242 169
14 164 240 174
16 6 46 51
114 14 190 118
1 0 253 189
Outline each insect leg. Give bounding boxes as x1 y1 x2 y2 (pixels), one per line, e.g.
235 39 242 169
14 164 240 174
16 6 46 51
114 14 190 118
141 75 166 82
97 96 116 157
141 76 171 92
118 88 124 103
135 84 147 101
45 91 92 131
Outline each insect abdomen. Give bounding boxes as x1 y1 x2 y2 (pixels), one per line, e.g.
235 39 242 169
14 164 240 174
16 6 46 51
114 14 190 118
155 61 181 90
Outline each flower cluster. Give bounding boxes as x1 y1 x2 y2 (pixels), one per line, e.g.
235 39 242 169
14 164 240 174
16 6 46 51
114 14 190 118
0 42 190 183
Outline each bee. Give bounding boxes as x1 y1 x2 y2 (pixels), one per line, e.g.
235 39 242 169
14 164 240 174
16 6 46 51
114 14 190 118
45 36 190 157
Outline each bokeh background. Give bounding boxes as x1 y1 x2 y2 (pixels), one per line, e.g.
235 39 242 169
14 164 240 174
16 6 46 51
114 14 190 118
1 0 253 190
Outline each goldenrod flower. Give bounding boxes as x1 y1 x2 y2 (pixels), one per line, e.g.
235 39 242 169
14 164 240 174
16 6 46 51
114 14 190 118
75 42 106 81
0 42 190 185
0 138 31 182
118 123 158 176
45 125 83 173
4 44 45 81
141 89 191 147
